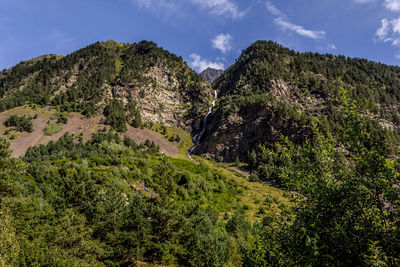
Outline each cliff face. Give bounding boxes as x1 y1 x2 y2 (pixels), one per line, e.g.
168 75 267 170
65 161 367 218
0 40 212 131
200 67 224 84
194 41 400 161
194 100 311 162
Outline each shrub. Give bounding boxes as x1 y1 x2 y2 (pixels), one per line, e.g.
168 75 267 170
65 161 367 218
44 123 63 136
57 113 69 124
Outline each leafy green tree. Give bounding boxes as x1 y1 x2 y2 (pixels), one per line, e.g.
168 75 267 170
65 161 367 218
126 102 142 128
181 209 230 267
0 208 20 266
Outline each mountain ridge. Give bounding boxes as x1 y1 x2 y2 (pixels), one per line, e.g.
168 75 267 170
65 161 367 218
0 40 212 132
194 40 400 162
200 67 224 84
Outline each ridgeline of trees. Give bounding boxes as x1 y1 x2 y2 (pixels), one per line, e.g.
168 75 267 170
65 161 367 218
215 40 400 129
217 41 400 103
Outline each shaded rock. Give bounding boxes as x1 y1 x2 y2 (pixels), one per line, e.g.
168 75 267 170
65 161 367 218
200 67 224 84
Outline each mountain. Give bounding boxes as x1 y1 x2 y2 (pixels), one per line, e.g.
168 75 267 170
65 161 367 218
200 67 224 84
0 40 211 131
0 40 213 156
194 40 400 162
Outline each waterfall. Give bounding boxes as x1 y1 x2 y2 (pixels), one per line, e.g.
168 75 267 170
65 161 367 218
188 90 218 161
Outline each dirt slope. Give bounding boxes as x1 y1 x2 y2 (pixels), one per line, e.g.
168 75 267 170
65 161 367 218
0 106 179 158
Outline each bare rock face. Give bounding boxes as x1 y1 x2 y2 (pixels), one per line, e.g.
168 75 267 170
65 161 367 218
114 65 211 131
195 101 312 162
200 68 224 84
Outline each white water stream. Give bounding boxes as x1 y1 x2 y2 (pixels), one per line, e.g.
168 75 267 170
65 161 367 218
188 90 218 161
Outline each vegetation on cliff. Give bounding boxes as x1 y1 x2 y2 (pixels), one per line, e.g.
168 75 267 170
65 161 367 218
244 92 400 265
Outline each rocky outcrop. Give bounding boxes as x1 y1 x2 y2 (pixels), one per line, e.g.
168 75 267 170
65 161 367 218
200 68 224 84
195 101 312 162
113 64 211 131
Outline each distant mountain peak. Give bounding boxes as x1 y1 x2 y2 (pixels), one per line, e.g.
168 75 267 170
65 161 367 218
200 67 224 84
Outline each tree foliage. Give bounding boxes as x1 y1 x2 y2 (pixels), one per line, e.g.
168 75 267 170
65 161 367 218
243 91 400 266
0 130 241 266
4 115 33 132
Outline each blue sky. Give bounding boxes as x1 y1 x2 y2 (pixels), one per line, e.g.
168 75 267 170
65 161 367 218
1 0 400 72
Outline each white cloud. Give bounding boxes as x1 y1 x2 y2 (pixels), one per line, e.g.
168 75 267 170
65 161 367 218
266 2 326 39
275 17 325 39
375 18 400 46
189 53 224 72
316 43 338 52
392 17 400 33
189 0 246 19
377 18 391 39
375 1 400 57
384 0 400 12
327 43 337 50
375 1 400 59
266 1 283 16
212 33 232 53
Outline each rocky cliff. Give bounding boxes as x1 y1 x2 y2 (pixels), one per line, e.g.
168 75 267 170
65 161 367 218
200 67 224 84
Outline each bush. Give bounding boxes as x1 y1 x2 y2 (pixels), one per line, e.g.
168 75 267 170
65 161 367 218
57 113 68 124
4 115 33 132
44 123 63 136
160 125 167 135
